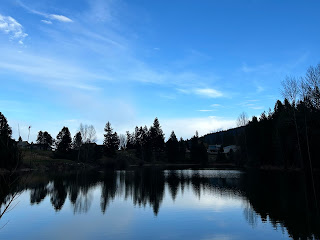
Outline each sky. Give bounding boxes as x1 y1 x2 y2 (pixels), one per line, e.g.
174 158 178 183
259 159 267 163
0 0 320 143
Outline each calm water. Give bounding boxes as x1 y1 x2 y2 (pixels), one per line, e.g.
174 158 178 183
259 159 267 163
0 169 319 240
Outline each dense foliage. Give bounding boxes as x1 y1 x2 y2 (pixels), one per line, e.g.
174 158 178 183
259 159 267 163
0 112 22 169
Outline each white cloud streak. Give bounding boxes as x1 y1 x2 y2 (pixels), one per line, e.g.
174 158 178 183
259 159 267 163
0 14 28 44
49 14 73 23
41 20 52 24
211 104 221 107
0 48 111 91
17 1 73 23
194 88 223 98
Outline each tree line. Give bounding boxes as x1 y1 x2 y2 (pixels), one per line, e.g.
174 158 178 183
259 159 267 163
234 63 320 171
0 112 209 169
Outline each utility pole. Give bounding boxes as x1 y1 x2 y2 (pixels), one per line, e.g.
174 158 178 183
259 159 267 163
28 126 31 142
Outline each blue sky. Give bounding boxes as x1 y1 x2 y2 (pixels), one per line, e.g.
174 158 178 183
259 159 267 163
0 0 320 143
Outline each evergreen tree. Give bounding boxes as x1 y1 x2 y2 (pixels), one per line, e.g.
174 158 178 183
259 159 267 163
43 131 53 150
37 131 53 150
72 132 82 150
0 112 21 169
126 131 135 149
56 127 72 153
178 137 186 162
190 131 208 165
0 112 12 140
166 131 179 163
190 132 199 162
149 118 165 161
37 131 43 145
103 122 119 157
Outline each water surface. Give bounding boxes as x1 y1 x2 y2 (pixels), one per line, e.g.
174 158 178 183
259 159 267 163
0 169 319 239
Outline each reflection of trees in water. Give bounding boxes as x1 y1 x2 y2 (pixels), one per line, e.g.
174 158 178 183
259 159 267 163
241 171 320 240
1 170 319 239
100 171 117 214
167 171 180 201
30 184 47 205
119 169 165 215
50 179 67 211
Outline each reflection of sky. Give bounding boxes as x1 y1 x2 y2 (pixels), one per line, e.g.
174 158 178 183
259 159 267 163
0 182 290 240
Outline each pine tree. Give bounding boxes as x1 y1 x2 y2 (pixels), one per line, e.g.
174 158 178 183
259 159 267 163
43 131 53 150
103 122 119 157
0 112 12 141
166 131 179 163
56 127 72 153
149 117 165 155
0 112 21 169
72 132 82 150
37 131 43 145
37 131 53 150
178 137 186 162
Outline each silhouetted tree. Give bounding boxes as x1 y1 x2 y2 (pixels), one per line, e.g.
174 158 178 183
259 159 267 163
37 131 53 150
56 127 72 154
126 131 135 149
103 122 119 157
149 117 165 161
72 132 82 150
190 131 208 165
237 112 249 127
72 131 82 161
178 137 186 162
303 64 320 109
281 77 304 168
0 112 22 169
166 131 179 163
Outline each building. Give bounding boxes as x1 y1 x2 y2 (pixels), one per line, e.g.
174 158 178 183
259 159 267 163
207 145 222 154
17 140 29 149
223 145 239 154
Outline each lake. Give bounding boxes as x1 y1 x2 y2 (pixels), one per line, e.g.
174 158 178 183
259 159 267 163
0 169 319 239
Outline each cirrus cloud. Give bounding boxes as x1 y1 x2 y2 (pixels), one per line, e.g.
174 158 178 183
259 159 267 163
49 14 73 23
195 88 223 98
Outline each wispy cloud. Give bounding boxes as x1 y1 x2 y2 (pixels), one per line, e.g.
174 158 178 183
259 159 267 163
256 85 264 93
17 1 73 23
194 88 223 98
49 14 73 23
0 14 28 44
41 20 52 24
239 100 264 110
211 104 221 107
250 106 264 110
0 48 110 91
241 62 271 73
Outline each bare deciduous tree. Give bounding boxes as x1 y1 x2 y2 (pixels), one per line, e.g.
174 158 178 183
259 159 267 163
237 112 249 127
302 64 320 109
119 134 127 150
281 76 304 169
281 76 299 104
80 124 97 143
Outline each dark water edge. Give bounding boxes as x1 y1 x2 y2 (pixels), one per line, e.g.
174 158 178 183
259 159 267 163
0 168 319 239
